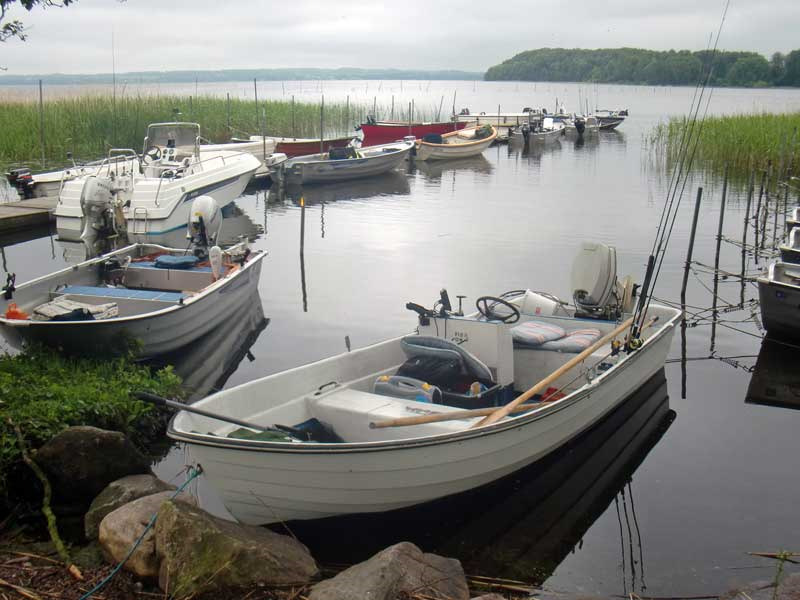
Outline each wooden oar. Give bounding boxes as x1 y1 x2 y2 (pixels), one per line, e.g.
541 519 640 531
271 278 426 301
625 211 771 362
472 317 634 428
370 401 544 429
134 391 272 433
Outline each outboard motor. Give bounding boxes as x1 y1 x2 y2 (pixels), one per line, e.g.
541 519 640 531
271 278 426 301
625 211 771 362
187 195 222 254
520 121 530 144
574 117 586 136
80 176 121 243
6 168 34 199
571 242 629 320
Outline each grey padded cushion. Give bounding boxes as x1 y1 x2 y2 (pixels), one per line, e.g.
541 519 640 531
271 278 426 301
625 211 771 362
400 335 494 382
510 321 566 347
540 328 602 353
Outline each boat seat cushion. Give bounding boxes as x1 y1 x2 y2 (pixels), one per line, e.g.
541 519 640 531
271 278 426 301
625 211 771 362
400 335 493 382
540 328 602 353
59 285 186 302
32 298 118 321
153 255 200 269
511 321 566 347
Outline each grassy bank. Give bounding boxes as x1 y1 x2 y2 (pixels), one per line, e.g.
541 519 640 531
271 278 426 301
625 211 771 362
0 346 182 508
0 93 429 167
648 112 800 176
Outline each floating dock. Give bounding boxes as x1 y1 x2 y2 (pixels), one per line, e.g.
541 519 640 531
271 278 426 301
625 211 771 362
0 197 57 234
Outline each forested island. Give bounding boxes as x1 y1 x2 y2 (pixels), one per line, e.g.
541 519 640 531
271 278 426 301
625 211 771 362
485 48 800 87
0 67 481 86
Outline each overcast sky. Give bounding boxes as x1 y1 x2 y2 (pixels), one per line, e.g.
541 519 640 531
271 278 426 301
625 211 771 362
0 0 798 75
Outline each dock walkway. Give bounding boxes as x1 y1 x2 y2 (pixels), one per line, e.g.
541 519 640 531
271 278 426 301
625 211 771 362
0 197 57 234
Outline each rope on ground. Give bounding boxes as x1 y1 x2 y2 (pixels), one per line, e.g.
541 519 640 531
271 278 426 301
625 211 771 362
77 464 203 600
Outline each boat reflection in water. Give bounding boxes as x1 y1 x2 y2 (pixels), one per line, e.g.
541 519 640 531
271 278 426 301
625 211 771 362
270 170 411 206
746 337 800 410
413 154 493 181
285 369 675 584
147 288 268 401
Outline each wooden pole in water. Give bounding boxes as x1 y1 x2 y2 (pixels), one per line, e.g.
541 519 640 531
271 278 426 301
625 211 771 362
680 187 703 400
452 90 457 117
710 167 728 353
407 101 412 135
319 95 325 155
754 168 767 263
292 95 296 138
38 79 46 168
373 96 377 119
741 169 755 307
226 93 231 135
761 163 772 250
390 95 394 121
253 78 259 134
299 196 308 313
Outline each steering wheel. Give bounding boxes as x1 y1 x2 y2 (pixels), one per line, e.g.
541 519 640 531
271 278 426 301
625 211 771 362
476 296 521 323
143 146 161 164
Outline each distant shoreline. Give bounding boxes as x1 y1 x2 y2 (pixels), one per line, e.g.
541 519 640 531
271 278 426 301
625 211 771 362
0 68 484 86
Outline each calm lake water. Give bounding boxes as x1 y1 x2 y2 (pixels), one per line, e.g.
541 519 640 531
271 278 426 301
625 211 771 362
2 80 800 595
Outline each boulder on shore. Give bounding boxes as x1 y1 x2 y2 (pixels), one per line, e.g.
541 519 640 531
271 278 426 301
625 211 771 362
309 541 469 600
35 426 151 503
85 474 175 540
98 491 196 579
155 500 318 599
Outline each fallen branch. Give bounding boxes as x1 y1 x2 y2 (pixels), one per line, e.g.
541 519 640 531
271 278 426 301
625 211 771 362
0 577 43 600
8 418 83 581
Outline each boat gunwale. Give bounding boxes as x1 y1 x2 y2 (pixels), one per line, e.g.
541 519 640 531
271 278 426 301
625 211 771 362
286 141 414 168
168 305 681 453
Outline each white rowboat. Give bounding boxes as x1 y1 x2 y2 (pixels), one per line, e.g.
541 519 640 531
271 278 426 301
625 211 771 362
415 126 497 161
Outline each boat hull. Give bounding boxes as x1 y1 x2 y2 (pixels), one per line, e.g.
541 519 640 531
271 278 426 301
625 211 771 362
415 128 497 161
171 306 678 525
758 277 800 341
250 136 355 158
284 142 412 185
360 122 466 145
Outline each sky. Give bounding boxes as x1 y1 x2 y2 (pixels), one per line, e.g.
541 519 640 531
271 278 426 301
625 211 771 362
0 0 798 75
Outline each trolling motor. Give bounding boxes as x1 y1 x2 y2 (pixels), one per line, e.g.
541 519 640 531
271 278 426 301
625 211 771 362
406 288 464 325
3 273 16 300
6 168 34 199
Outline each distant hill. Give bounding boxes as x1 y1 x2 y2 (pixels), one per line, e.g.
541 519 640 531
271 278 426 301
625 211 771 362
485 48 800 87
0 67 483 86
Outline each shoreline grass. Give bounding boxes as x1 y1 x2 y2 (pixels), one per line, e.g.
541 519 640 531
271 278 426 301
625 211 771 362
648 112 800 177
0 94 434 168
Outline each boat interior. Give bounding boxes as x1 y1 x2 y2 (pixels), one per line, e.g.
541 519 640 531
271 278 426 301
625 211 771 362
3 244 242 323
177 243 674 446
768 261 800 288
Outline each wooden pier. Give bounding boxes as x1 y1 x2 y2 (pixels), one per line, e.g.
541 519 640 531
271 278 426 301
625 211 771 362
0 197 57 234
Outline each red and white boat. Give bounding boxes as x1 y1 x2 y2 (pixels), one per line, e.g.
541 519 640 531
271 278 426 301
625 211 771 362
359 120 467 145
248 135 355 158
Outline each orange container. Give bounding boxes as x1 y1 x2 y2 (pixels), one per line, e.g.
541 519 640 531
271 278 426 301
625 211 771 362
4 303 28 320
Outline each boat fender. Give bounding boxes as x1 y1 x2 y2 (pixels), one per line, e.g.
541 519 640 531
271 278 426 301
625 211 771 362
209 246 223 280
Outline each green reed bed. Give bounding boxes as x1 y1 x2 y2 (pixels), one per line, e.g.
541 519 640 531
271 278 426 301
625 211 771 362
649 112 800 177
0 93 429 168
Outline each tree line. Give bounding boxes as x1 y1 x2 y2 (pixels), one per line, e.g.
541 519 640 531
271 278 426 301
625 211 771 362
484 48 800 87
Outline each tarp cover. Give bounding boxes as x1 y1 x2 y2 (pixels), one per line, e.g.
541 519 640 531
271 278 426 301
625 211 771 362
154 255 200 269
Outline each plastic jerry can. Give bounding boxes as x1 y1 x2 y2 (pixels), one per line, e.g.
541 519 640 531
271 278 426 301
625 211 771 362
373 376 442 403
4 303 28 320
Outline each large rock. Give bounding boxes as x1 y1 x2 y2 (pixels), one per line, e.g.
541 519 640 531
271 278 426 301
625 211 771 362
309 541 469 600
85 474 175 540
35 426 151 503
155 500 318 599
98 491 196 578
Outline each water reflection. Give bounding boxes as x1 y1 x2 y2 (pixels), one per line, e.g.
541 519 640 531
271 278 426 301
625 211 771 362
413 155 493 180
148 288 268 401
270 170 411 206
284 369 674 588
746 337 800 410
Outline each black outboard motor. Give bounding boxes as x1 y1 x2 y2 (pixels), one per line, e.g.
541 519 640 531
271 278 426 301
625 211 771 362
574 117 586 136
6 168 34 199
521 121 530 144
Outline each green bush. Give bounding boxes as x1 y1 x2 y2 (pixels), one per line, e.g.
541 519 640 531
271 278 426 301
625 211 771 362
0 346 182 506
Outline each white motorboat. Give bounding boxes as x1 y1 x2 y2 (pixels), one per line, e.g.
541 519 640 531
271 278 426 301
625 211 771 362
6 163 100 200
455 109 544 142
280 140 414 185
758 261 800 341
201 138 286 180
0 198 265 357
510 116 566 144
54 123 261 244
167 243 680 525
593 109 627 130
415 126 497 161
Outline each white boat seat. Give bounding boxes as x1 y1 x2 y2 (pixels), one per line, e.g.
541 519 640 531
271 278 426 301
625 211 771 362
400 335 493 382
512 321 601 353
58 285 186 303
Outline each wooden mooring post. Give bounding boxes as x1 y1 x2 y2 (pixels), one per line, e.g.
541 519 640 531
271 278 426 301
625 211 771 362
710 167 728 353
38 79 46 169
754 168 767 264
741 169 755 307
681 187 703 400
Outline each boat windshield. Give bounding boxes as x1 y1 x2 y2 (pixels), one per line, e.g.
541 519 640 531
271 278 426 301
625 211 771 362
144 122 200 158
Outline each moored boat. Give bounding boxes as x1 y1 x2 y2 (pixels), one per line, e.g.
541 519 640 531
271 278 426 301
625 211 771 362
167 243 680 525
593 109 627 130
280 140 414 185
415 125 497 161
0 235 265 357
359 120 466 145
247 135 356 158
510 116 566 144
779 226 800 264
758 261 800 341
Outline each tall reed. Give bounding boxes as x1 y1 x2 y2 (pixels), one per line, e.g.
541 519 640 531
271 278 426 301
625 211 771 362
0 94 432 167
648 112 800 177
